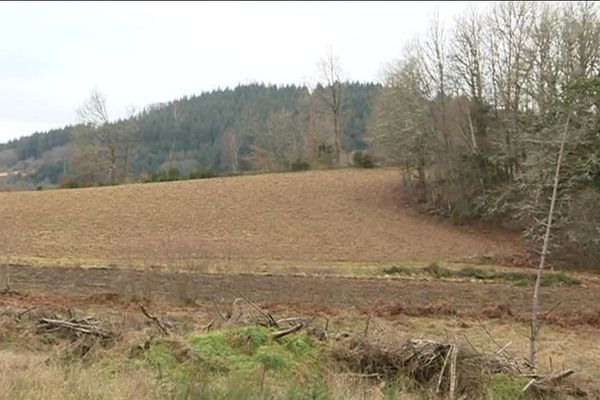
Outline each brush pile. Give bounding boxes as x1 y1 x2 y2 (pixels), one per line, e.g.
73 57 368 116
37 316 114 341
332 335 497 398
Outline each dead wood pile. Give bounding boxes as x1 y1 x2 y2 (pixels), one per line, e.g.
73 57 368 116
37 316 113 340
332 336 495 399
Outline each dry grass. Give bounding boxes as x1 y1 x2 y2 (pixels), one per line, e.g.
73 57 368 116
0 352 160 400
0 168 523 267
1 288 598 399
389 316 600 381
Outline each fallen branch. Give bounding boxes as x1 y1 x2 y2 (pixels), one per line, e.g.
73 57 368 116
522 378 537 392
211 299 228 321
435 344 452 394
270 323 302 340
201 319 214 332
522 369 575 393
37 317 112 339
476 318 514 359
448 344 458 400
15 306 36 321
236 292 278 327
276 317 304 325
496 341 512 355
341 372 382 379
140 305 169 336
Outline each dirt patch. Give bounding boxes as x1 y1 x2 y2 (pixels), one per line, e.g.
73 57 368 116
4 264 600 328
0 169 524 265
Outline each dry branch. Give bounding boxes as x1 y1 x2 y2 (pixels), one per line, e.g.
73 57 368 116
270 323 303 340
140 304 170 336
235 292 278 327
522 369 575 393
332 336 535 398
14 306 36 321
37 316 113 340
201 319 214 332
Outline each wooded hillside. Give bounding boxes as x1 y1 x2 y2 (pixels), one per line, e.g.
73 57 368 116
0 82 379 188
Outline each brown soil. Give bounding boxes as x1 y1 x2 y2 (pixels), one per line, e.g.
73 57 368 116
4 264 599 327
0 169 523 265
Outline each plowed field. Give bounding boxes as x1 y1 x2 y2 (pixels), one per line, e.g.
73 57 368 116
0 168 523 266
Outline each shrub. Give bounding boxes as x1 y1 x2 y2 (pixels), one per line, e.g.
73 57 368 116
189 166 216 180
487 374 531 399
381 265 415 276
352 151 375 168
59 178 80 189
423 262 452 278
147 167 182 183
381 263 580 287
166 167 181 181
291 159 310 171
317 144 334 166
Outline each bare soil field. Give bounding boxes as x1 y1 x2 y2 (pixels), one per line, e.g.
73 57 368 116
0 169 523 267
4 264 599 328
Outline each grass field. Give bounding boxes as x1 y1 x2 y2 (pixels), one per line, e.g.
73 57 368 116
1 168 598 398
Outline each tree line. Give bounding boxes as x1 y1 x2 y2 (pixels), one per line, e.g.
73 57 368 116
0 81 379 188
368 1 600 267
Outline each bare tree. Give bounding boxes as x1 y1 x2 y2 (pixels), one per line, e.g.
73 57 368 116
255 110 305 170
120 106 138 183
452 6 485 103
419 10 455 192
75 89 139 185
168 103 181 171
529 113 570 368
77 88 118 184
368 43 432 193
316 49 343 164
221 128 239 173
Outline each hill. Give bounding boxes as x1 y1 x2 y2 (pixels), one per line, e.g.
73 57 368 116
0 168 522 267
0 82 380 189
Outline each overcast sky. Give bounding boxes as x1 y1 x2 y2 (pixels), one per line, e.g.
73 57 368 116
0 1 477 143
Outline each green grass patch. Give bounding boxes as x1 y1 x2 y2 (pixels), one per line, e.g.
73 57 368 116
486 374 565 399
189 325 315 374
137 325 323 399
488 374 528 399
145 343 192 381
382 263 580 286
142 325 318 383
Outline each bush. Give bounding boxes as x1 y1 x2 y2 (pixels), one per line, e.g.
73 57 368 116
382 263 580 286
317 144 334 166
352 151 375 168
291 159 310 171
166 167 181 181
189 166 216 180
381 265 414 276
146 167 182 183
59 177 80 189
423 262 452 278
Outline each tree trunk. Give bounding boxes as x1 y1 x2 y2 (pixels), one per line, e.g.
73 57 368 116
529 114 570 368
123 143 130 183
109 144 117 184
333 108 341 164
